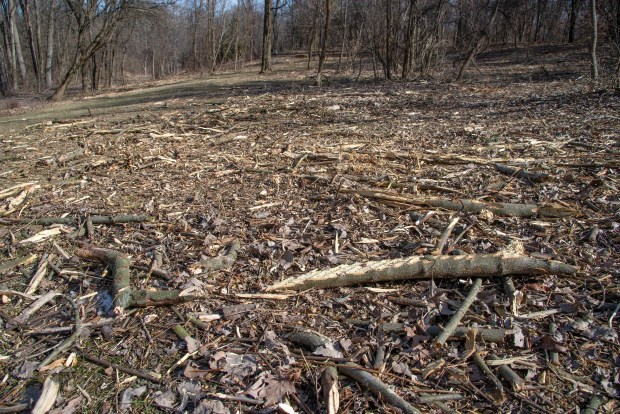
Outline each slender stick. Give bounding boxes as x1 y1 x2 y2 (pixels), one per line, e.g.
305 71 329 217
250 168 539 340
434 217 459 255
38 295 82 369
472 352 504 395
434 278 483 348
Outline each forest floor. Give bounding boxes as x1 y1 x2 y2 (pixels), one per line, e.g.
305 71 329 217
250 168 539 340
1 44 619 414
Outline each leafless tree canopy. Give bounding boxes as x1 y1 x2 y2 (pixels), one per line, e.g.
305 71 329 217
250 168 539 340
1 0 620 97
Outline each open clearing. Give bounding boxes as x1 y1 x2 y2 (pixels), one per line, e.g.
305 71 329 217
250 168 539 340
1 47 619 413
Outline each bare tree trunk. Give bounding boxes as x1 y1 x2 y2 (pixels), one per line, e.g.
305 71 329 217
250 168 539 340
0 41 12 96
18 0 41 90
568 0 579 43
455 0 499 83
402 0 417 78
385 0 392 80
534 0 546 43
9 0 27 85
44 0 55 88
590 0 598 82
81 56 89 93
336 0 348 73
50 53 80 100
190 0 200 71
317 0 331 86
260 0 273 72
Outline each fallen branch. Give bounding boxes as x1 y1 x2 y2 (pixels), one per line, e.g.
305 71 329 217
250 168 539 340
265 252 576 291
433 278 483 348
434 217 460 255
40 337 163 384
75 245 199 314
75 246 131 314
198 240 241 273
25 254 51 295
381 323 514 343
472 352 504 397
342 189 577 218
1 214 150 226
487 354 524 392
339 363 421 414
0 254 38 274
0 290 37 300
38 295 82 369
12 292 61 326
494 163 549 183
290 330 421 414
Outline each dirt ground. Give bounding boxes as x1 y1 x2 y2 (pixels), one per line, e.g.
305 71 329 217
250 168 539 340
1 45 619 413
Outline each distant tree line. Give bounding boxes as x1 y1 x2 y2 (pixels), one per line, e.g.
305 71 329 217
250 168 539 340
1 0 619 98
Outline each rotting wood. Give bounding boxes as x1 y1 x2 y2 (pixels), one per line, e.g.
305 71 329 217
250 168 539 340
1 214 150 226
433 278 483 348
31 376 59 414
342 189 577 218
265 252 576 291
494 163 549 182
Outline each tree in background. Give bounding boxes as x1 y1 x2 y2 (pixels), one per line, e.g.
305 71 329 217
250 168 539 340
260 0 273 72
2 0 620 99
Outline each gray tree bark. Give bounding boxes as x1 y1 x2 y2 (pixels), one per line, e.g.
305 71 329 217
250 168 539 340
260 0 273 72
44 0 55 88
590 0 598 82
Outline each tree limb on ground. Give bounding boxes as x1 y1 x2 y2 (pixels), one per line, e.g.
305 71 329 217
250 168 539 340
75 245 198 315
265 252 576 291
198 240 241 273
290 330 421 414
341 188 577 218
494 163 549 182
1 214 150 226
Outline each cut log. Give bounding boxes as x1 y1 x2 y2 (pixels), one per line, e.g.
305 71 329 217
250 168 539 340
265 252 576 291
342 189 577 218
